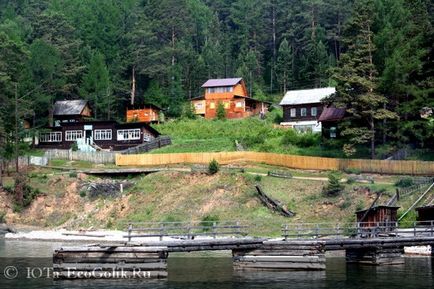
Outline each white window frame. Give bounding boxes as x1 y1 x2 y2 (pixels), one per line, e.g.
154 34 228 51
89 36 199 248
40 132 62 142
236 101 244 108
117 129 141 141
65 130 83 141
206 86 233 93
330 127 337 138
290 108 296 117
301 108 307 117
311 107 317 117
94 129 112 141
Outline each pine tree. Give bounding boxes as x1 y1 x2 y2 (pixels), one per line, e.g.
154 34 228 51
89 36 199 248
80 51 113 120
331 0 397 159
276 38 293 93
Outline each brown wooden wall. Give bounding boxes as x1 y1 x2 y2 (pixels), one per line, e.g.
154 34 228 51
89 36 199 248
282 103 323 122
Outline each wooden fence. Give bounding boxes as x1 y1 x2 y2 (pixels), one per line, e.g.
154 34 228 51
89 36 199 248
45 149 116 164
115 151 434 175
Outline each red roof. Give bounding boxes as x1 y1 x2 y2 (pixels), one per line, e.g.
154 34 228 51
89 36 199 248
318 107 346 122
202 78 242 88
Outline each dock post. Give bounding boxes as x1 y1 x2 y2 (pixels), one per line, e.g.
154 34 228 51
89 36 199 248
128 223 132 242
346 247 404 265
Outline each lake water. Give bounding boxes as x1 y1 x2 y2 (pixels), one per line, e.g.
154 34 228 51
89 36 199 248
0 238 433 289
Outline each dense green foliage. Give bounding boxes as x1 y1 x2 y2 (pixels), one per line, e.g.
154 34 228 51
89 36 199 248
208 159 220 175
0 0 432 163
322 172 344 196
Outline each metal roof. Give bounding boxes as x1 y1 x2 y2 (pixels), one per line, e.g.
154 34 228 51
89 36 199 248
201 78 243 88
279 87 336 106
53 100 88 116
318 107 346 122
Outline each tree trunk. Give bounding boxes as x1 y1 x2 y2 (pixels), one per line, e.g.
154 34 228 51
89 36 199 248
130 66 136 106
370 119 376 159
15 84 19 173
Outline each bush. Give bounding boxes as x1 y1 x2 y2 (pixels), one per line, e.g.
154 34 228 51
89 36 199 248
200 215 219 232
69 172 77 178
216 102 226 120
395 177 414 188
322 172 344 197
254 175 262 182
281 129 321 147
208 159 220 175
14 174 40 207
79 190 86 198
71 142 78 151
344 168 362 175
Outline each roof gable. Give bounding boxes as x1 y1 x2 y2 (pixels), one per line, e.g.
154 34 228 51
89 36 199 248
279 87 336 106
202 78 243 88
53 100 89 116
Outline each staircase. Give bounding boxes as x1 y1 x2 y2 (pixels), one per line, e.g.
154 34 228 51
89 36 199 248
76 138 96 152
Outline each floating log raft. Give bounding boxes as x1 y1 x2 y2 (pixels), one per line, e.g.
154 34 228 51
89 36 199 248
53 245 168 279
233 240 326 270
255 185 295 217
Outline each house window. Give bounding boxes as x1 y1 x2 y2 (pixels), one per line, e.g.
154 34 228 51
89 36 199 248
224 101 230 109
94 129 112 140
311 107 317 117
117 129 141 141
330 127 337 138
301 108 307 117
65 130 83 141
206 87 233 93
236 101 244 108
195 103 203 109
40 132 62 142
209 102 215 109
290 108 296 117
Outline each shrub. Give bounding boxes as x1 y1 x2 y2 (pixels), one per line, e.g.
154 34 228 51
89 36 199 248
322 172 344 197
344 168 362 175
254 175 262 182
14 174 40 207
71 142 78 151
208 159 220 175
0 211 5 223
216 102 226 120
181 102 196 119
79 190 86 198
200 215 219 232
395 177 414 188
281 129 320 147
69 172 77 178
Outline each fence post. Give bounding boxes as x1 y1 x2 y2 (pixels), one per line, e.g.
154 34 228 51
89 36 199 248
284 224 288 241
160 226 164 241
431 221 433 237
128 223 132 242
212 222 217 239
375 222 379 237
315 224 320 238
236 221 240 236
414 221 416 237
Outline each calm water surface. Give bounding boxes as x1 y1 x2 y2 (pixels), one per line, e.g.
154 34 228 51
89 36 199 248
0 238 433 289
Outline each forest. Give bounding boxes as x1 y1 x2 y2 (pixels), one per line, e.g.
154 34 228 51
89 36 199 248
0 0 433 159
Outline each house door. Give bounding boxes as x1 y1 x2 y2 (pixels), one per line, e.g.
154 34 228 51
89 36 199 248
83 125 93 144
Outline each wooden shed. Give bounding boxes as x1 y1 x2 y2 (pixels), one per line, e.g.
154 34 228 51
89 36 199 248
415 205 434 225
126 104 161 123
356 205 400 228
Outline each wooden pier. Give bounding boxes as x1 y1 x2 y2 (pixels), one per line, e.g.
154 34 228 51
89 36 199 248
53 221 434 279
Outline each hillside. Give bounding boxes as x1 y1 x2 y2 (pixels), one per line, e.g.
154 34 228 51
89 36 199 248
0 162 408 236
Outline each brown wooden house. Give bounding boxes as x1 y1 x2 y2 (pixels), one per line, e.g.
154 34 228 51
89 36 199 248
318 107 346 139
279 87 335 132
356 205 400 229
192 78 270 119
37 100 164 151
415 205 434 225
126 104 161 123
53 100 92 126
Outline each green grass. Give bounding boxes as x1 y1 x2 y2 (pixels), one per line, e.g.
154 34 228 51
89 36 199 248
152 117 351 158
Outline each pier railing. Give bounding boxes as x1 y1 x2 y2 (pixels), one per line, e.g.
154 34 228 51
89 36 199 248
122 220 434 241
280 221 434 239
125 221 248 241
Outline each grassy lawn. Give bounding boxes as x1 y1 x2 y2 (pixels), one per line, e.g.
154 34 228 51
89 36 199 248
151 117 368 158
